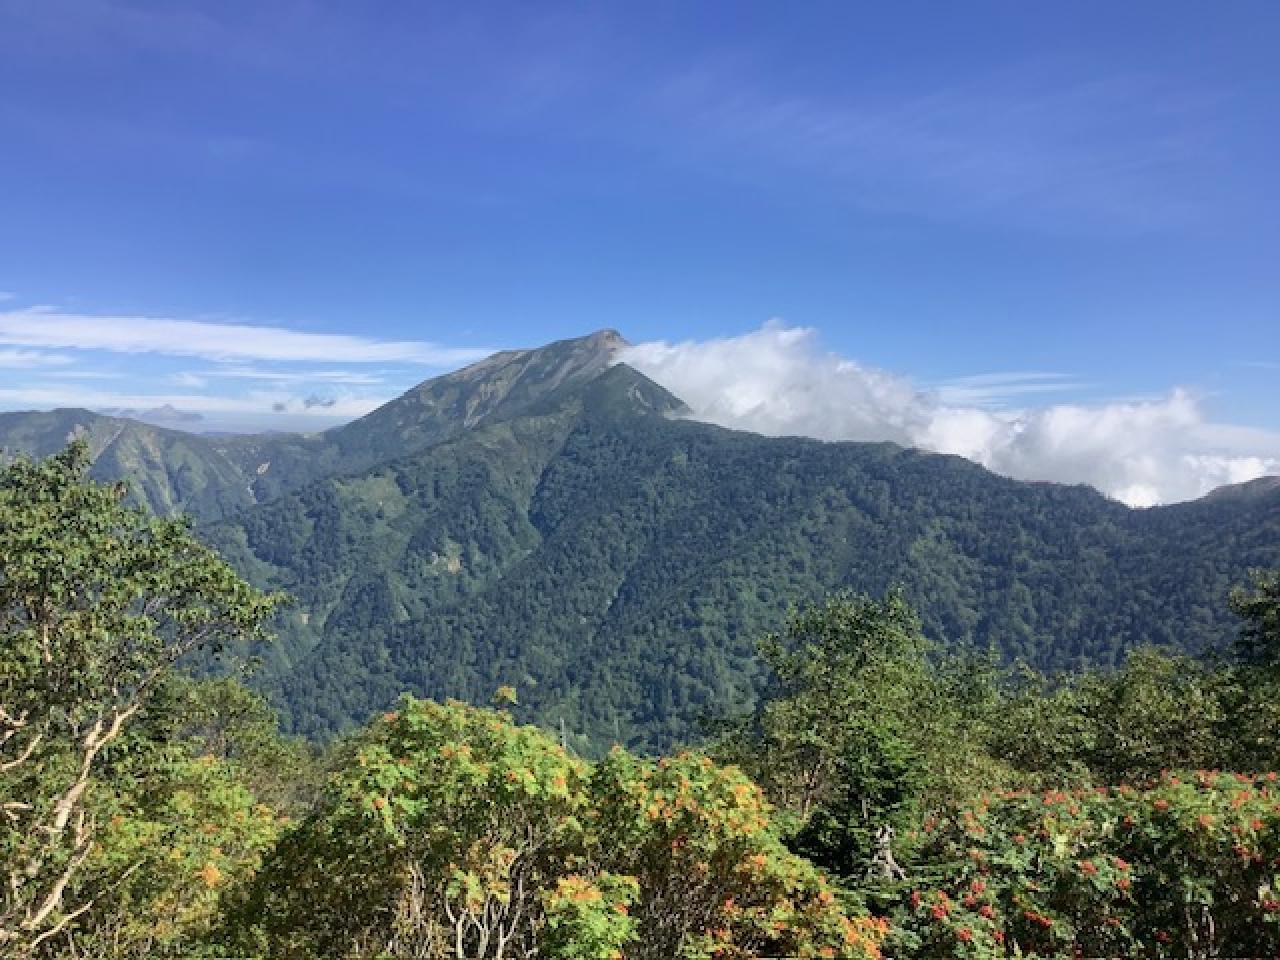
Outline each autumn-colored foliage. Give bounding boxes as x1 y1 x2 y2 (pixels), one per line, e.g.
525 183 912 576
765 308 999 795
76 751 281 957
227 697 884 959
590 748 886 959
891 771 1280 957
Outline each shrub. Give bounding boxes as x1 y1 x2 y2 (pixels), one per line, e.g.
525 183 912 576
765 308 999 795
591 748 887 959
891 771 1280 957
228 697 885 959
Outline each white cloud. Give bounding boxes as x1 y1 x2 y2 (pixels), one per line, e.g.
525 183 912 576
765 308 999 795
0 308 490 366
0 348 74 368
621 323 1280 507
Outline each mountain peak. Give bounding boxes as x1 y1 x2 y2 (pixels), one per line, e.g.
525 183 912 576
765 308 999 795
401 328 628 404
469 328 627 372
321 330 634 461
0 331 662 519
586 327 628 349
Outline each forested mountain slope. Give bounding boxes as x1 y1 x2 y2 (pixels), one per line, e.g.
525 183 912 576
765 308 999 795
0 329 626 519
3 332 1278 751
206 365 1280 751
0 407 257 519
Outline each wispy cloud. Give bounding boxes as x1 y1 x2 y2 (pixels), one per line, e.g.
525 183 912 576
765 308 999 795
0 348 74 368
649 63 1217 231
192 366 389 385
0 308 491 366
39 370 127 379
932 372 1089 407
169 372 208 389
622 323 1280 507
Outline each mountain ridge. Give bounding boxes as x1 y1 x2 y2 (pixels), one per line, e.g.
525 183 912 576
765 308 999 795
2 332 1278 751
0 330 632 518
189 355 1279 749
2 327 1273 513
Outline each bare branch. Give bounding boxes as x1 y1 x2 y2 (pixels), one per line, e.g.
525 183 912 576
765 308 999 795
0 730 41 774
23 829 95 934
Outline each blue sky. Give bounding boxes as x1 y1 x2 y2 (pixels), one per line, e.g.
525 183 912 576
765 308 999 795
0 1 1277 501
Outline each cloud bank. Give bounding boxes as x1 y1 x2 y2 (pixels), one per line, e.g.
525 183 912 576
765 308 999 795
621 324 1280 507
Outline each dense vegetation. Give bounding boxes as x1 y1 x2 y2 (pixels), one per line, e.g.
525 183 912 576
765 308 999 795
717 583 1280 957
218 368 1279 750
0 443 280 954
2 333 1277 751
225 696 885 960
3 442 1279 958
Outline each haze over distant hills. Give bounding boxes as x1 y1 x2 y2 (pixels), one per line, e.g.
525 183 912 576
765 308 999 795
2 331 1278 750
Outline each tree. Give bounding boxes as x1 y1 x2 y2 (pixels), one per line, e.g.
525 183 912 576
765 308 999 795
140 674 320 814
0 442 277 955
22 676 309 958
1071 649 1226 784
1230 568 1280 668
1218 568 1280 773
719 592 1001 879
66 748 282 959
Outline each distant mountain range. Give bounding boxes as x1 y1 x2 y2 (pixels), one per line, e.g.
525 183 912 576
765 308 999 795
2 331 1278 751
